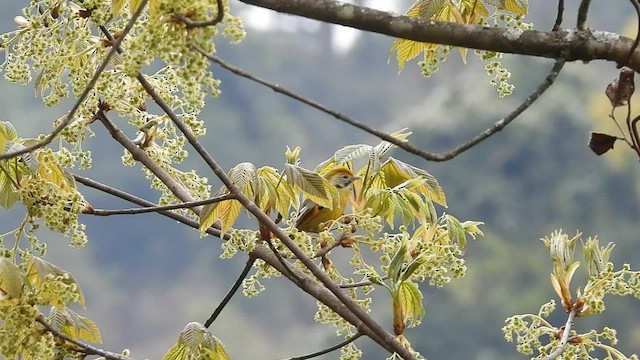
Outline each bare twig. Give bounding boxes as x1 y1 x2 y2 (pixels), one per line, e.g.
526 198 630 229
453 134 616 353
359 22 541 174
88 193 235 216
339 275 388 289
627 0 640 64
173 0 225 28
204 255 257 328
553 0 564 31
0 0 147 161
196 48 565 162
265 237 301 281
37 315 133 360
282 332 363 360
543 308 577 360
576 0 592 30
73 174 225 238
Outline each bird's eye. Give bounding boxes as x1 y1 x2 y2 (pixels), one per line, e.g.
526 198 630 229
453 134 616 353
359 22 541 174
343 175 350 179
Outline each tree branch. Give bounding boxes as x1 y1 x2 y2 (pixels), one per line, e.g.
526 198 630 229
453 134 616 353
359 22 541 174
204 255 256 328
74 174 392 352
37 315 133 360
543 308 577 360
98 24 417 359
87 193 235 216
0 0 147 161
197 49 563 162
173 0 225 28
576 0 592 30
553 0 565 31
237 0 640 72
282 332 362 360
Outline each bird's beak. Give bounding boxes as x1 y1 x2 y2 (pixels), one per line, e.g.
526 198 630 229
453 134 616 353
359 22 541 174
352 175 362 181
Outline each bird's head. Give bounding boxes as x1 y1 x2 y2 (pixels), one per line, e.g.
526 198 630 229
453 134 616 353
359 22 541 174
324 167 360 191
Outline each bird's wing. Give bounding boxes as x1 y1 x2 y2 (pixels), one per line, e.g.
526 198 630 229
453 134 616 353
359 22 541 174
295 198 324 228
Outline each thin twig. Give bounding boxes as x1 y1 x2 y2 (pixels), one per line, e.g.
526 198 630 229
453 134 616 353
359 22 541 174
265 237 301 281
576 0 592 30
339 275 389 289
627 0 640 65
37 315 133 360
196 48 564 163
543 308 577 360
74 174 224 239
553 0 564 31
282 332 363 360
172 0 225 28
0 0 147 161
204 255 257 328
88 193 235 216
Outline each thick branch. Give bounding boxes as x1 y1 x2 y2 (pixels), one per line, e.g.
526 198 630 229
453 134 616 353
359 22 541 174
238 0 640 71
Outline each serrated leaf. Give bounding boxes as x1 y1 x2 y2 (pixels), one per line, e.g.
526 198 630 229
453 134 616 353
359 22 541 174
0 257 23 298
373 128 413 159
0 122 7 155
49 307 102 343
256 166 297 218
417 0 448 18
504 0 528 15
1 121 18 141
181 322 206 352
283 164 334 209
25 256 84 307
445 214 466 250
334 144 374 164
398 281 424 327
162 342 190 360
383 158 447 206
389 239 408 283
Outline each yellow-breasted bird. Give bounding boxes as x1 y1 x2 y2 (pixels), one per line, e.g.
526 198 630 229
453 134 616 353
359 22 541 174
295 167 360 233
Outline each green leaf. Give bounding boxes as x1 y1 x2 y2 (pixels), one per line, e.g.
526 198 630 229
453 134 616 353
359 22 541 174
373 128 412 159
398 281 425 327
163 322 229 360
334 144 374 164
283 164 335 209
388 239 408 284
0 166 20 209
49 307 102 343
25 256 85 307
0 257 23 298
382 158 447 206
445 214 467 250
417 0 448 19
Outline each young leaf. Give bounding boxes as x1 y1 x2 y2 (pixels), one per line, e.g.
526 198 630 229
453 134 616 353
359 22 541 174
283 164 335 209
445 214 467 250
48 307 102 343
25 256 85 306
0 257 23 298
334 144 374 164
398 281 425 327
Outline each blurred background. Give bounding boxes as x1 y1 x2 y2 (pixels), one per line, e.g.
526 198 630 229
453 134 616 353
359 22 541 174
3 1 640 359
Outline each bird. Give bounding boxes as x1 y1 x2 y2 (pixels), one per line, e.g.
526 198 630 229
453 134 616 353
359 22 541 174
295 167 360 233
